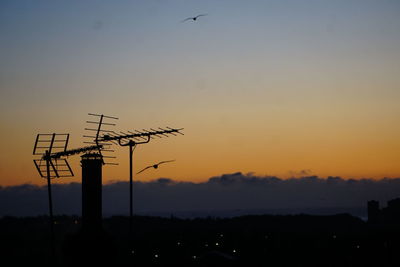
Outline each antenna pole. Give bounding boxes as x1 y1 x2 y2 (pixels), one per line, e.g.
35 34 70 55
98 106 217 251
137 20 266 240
96 114 104 157
45 149 56 263
129 140 134 245
118 136 150 252
98 125 182 256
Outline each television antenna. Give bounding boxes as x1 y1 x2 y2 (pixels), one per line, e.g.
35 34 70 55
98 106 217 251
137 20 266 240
83 113 119 165
32 133 103 262
98 126 184 247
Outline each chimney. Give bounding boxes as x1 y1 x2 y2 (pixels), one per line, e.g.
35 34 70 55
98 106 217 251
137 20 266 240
81 153 103 232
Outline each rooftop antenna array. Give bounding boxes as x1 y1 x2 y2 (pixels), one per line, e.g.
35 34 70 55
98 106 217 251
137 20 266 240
32 114 184 260
83 113 119 165
33 133 103 262
98 126 184 248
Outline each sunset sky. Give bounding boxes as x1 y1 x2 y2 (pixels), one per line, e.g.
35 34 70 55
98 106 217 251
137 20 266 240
1 0 400 186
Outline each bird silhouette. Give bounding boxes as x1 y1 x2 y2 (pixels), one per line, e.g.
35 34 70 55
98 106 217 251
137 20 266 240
136 160 176 174
181 14 208 23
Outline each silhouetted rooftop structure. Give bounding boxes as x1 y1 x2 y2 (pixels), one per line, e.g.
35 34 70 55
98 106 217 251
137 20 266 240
81 153 103 233
367 197 400 224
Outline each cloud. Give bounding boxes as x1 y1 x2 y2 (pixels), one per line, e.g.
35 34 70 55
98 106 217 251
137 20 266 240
1 173 400 217
288 169 313 177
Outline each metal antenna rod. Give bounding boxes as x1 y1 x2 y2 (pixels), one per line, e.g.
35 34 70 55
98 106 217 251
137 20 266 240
44 132 57 264
96 115 104 162
45 149 56 263
118 136 150 250
129 142 134 240
98 127 183 142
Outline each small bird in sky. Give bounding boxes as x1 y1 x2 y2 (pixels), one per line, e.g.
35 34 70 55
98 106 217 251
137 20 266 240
136 160 176 174
181 14 208 23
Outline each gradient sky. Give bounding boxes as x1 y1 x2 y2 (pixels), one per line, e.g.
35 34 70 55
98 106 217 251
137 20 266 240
1 0 400 186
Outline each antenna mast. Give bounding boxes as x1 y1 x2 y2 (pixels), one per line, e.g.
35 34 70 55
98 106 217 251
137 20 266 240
98 126 184 252
33 133 103 263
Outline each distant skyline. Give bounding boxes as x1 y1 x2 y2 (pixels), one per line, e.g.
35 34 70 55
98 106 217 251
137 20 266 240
1 0 400 186
2 173 400 217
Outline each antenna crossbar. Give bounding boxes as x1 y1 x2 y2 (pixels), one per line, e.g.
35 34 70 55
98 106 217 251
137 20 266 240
99 127 184 142
88 113 119 120
45 145 103 159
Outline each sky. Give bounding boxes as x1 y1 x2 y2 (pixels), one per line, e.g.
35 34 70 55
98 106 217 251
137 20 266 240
1 0 400 186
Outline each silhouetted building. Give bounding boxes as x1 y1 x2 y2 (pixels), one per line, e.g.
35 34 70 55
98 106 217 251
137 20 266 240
81 153 103 232
387 198 400 210
368 200 380 224
367 198 400 225
384 198 400 223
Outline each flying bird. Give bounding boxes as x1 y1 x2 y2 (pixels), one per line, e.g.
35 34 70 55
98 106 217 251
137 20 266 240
136 160 176 174
181 14 208 23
